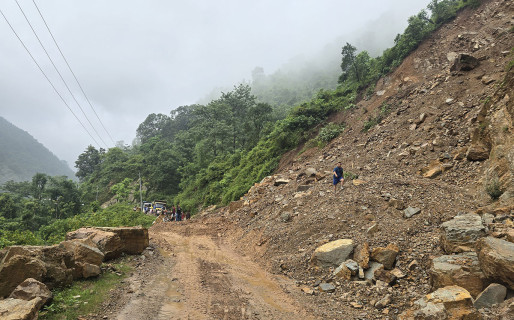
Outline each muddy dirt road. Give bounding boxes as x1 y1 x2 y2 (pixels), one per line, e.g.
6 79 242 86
113 220 312 320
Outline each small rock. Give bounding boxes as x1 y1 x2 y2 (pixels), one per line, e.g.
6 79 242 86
333 263 352 280
408 260 418 270
390 268 406 279
301 287 314 295
354 242 370 269
274 178 290 186
481 76 495 85
344 260 359 275
280 212 292 222
367 224 379 235
358 267 365 279
364 262 384 281
296 185 311 192
404 207 421 218
319 283 336 293
305 168 317 177
374 269 397 286
375 294 392 309
389 198 405 210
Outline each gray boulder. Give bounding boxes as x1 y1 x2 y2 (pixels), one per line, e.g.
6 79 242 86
311 239 354 268
473 283 507 309
440 213 486 253
450 53 480 71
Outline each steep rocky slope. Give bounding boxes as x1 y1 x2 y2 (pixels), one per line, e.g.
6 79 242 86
195 0 513 318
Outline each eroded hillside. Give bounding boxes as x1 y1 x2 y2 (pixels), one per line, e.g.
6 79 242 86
191 0 514 318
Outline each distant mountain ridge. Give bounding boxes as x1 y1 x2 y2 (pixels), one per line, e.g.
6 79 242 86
0 116 76 184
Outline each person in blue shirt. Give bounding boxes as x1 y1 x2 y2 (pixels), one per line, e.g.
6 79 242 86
333 162 344 194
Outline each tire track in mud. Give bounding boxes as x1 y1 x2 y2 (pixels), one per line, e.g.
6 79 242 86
116 226 312 320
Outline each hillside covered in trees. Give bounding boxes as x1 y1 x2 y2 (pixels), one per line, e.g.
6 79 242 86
0 116 75 185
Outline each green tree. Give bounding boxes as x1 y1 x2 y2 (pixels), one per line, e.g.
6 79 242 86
75 145 103 181
45 176 81 219
136 113 170 143
31 173 48 200
2 180 31 197
0 193 18 219
339 43 357 83
110 178 132 203
428 0 459 25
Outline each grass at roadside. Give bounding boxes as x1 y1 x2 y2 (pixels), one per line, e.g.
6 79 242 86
39 260 132 320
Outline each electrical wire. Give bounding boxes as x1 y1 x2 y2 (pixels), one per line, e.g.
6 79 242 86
0 8 102 148
32 0 116 145
15 0 108 149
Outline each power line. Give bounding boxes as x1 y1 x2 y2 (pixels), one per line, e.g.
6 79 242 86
32 0 116 145
15 0 108 149
0 7 102 148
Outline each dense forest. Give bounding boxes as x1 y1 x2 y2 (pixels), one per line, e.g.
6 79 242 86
0 116 76 185
0 0 482 247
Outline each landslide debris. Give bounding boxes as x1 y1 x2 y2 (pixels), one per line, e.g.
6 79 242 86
191 0 514 318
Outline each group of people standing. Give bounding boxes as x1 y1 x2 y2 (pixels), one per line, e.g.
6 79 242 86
163 205 190 221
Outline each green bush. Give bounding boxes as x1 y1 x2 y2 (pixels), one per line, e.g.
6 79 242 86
486 177 503 200
317 123 345 144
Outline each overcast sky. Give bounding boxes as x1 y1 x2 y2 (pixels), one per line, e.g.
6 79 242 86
0 0 429 169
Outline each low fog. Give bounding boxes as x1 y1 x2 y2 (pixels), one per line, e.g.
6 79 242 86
0 0 429 168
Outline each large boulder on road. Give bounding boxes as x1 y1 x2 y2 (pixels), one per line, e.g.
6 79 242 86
66 227 123 260
0 253 46 298
9 278 52 309
61 239 104 279
66 227 148 259
0 245 73 298
0 298 43 320
96 227 149 255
